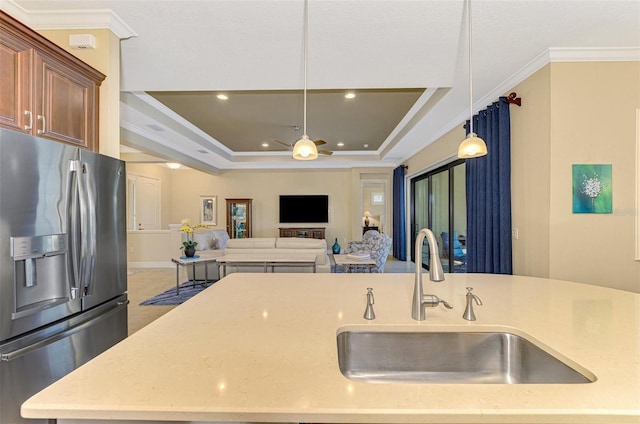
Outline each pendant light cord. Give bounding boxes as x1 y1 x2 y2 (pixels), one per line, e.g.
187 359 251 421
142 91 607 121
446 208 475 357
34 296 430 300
468 0 474 136
303 0 308 136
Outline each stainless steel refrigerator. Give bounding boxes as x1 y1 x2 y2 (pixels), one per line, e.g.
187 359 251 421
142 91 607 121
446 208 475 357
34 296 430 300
0 128 128 424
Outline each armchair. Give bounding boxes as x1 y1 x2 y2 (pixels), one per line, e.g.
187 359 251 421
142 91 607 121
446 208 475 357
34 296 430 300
344 230 393 273
440 231 466 261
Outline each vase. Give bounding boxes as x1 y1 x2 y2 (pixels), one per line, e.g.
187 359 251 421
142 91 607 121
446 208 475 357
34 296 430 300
332 238 341 254
184 246 196 258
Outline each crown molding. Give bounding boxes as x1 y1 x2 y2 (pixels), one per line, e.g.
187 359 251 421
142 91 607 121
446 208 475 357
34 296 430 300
1 0 136 39
474 46 640 122
549 47 640 62
399 46 640 167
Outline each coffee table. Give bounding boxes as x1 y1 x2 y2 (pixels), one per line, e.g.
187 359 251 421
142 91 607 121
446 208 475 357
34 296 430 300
171 254 221 294
333 254 377 273
217 253 317 277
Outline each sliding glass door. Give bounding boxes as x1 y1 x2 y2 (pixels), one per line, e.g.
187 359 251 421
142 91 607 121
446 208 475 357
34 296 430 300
410 160 467 273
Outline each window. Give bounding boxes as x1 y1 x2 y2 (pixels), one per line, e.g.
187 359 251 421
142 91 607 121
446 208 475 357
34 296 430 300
410 160 466 273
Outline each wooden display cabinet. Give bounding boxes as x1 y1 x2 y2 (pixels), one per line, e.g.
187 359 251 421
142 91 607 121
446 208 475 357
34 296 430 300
279 227 325 239
226 198 252 239
0 11 104 150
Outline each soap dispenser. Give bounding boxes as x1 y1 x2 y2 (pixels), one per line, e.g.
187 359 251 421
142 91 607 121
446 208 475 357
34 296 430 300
363 288 375 320
463 287 482 321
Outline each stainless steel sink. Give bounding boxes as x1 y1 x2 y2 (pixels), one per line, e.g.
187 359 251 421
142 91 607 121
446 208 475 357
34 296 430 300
337 330 595 384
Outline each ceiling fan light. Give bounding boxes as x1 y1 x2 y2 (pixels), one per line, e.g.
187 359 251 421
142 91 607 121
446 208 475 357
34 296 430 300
292 136 318 160
457 133 487 159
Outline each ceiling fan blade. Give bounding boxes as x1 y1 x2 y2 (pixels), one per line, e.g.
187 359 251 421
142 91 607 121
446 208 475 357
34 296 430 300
313 139 327 146
271 139 292 149
318 150 333 156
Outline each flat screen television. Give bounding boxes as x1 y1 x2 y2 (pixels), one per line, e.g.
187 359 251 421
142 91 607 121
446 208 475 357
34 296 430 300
279 195 329 223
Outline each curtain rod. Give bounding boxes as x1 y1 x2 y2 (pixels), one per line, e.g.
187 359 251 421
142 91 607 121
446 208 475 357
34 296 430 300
505 92 522 106
463 92 522 130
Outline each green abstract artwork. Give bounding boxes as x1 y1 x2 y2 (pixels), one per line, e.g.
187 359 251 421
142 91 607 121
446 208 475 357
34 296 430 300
572 164 612 214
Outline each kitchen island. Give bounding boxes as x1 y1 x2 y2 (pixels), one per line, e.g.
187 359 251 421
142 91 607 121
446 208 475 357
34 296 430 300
22 273 640 423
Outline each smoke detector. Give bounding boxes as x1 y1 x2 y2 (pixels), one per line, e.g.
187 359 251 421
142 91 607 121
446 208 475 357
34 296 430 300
69 34 96 50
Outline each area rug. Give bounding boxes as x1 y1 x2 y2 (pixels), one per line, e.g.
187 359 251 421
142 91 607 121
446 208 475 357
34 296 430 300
139 281 210 306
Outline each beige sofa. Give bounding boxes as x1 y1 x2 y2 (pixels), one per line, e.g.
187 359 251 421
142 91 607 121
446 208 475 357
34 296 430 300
223 237 330 274
187 231 330 281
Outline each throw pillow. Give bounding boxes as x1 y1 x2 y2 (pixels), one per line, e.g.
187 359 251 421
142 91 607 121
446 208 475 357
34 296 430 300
193 231 213 251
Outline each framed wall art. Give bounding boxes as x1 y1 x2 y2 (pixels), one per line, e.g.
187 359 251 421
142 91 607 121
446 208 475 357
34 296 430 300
199 195 217 225
371 192 384 205
572 164 612 214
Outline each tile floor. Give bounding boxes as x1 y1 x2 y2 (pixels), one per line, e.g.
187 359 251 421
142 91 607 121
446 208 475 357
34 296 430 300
127 257 414 335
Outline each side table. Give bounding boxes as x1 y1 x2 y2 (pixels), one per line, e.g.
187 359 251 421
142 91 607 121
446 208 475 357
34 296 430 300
171 255 221 295
332 254 377 273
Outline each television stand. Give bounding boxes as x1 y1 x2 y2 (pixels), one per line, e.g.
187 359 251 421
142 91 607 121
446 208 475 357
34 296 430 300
279 227 326 240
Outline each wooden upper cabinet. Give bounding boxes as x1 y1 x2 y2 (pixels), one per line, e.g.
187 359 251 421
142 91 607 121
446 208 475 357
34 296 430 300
0 11 104 151
0 29 32 133
34 53 98 147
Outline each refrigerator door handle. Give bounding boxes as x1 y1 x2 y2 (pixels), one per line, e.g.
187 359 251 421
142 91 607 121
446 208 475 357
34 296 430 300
0 300 129 362
77 160 97 296
68 159 81 298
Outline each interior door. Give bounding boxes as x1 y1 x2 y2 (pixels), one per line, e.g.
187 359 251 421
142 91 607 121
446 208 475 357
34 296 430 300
129 174 161 230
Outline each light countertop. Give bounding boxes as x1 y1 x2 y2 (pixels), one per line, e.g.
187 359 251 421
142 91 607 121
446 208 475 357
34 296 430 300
22 273 640 423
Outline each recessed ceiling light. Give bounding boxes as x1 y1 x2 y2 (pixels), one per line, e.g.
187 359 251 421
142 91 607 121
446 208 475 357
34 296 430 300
345 92 356 99
337 142 344 147
261 142 269 147
363 144 369 148
216 94 228 100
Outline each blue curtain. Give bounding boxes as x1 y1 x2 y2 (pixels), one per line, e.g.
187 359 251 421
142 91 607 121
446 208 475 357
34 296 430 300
392 166 407 260
465 96 512 274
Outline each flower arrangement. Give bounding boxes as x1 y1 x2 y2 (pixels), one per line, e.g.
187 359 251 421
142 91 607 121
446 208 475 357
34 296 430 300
180 218 207 250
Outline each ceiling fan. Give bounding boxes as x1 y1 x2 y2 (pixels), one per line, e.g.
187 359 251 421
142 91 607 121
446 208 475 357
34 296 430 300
271 126 333 156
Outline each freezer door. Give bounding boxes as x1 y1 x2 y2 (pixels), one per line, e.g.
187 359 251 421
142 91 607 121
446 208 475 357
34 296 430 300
0 129 82 341
77 149 127 310
0 294 127 424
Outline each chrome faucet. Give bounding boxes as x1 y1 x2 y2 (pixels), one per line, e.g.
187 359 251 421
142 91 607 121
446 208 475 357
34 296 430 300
412 228 452 320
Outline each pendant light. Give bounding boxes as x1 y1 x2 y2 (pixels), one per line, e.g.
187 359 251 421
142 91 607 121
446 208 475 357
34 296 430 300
457 0 487 159
292 0 319 160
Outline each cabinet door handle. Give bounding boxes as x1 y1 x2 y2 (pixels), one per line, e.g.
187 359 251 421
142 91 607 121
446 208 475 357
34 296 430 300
37 115 46 135
24 110 32 131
